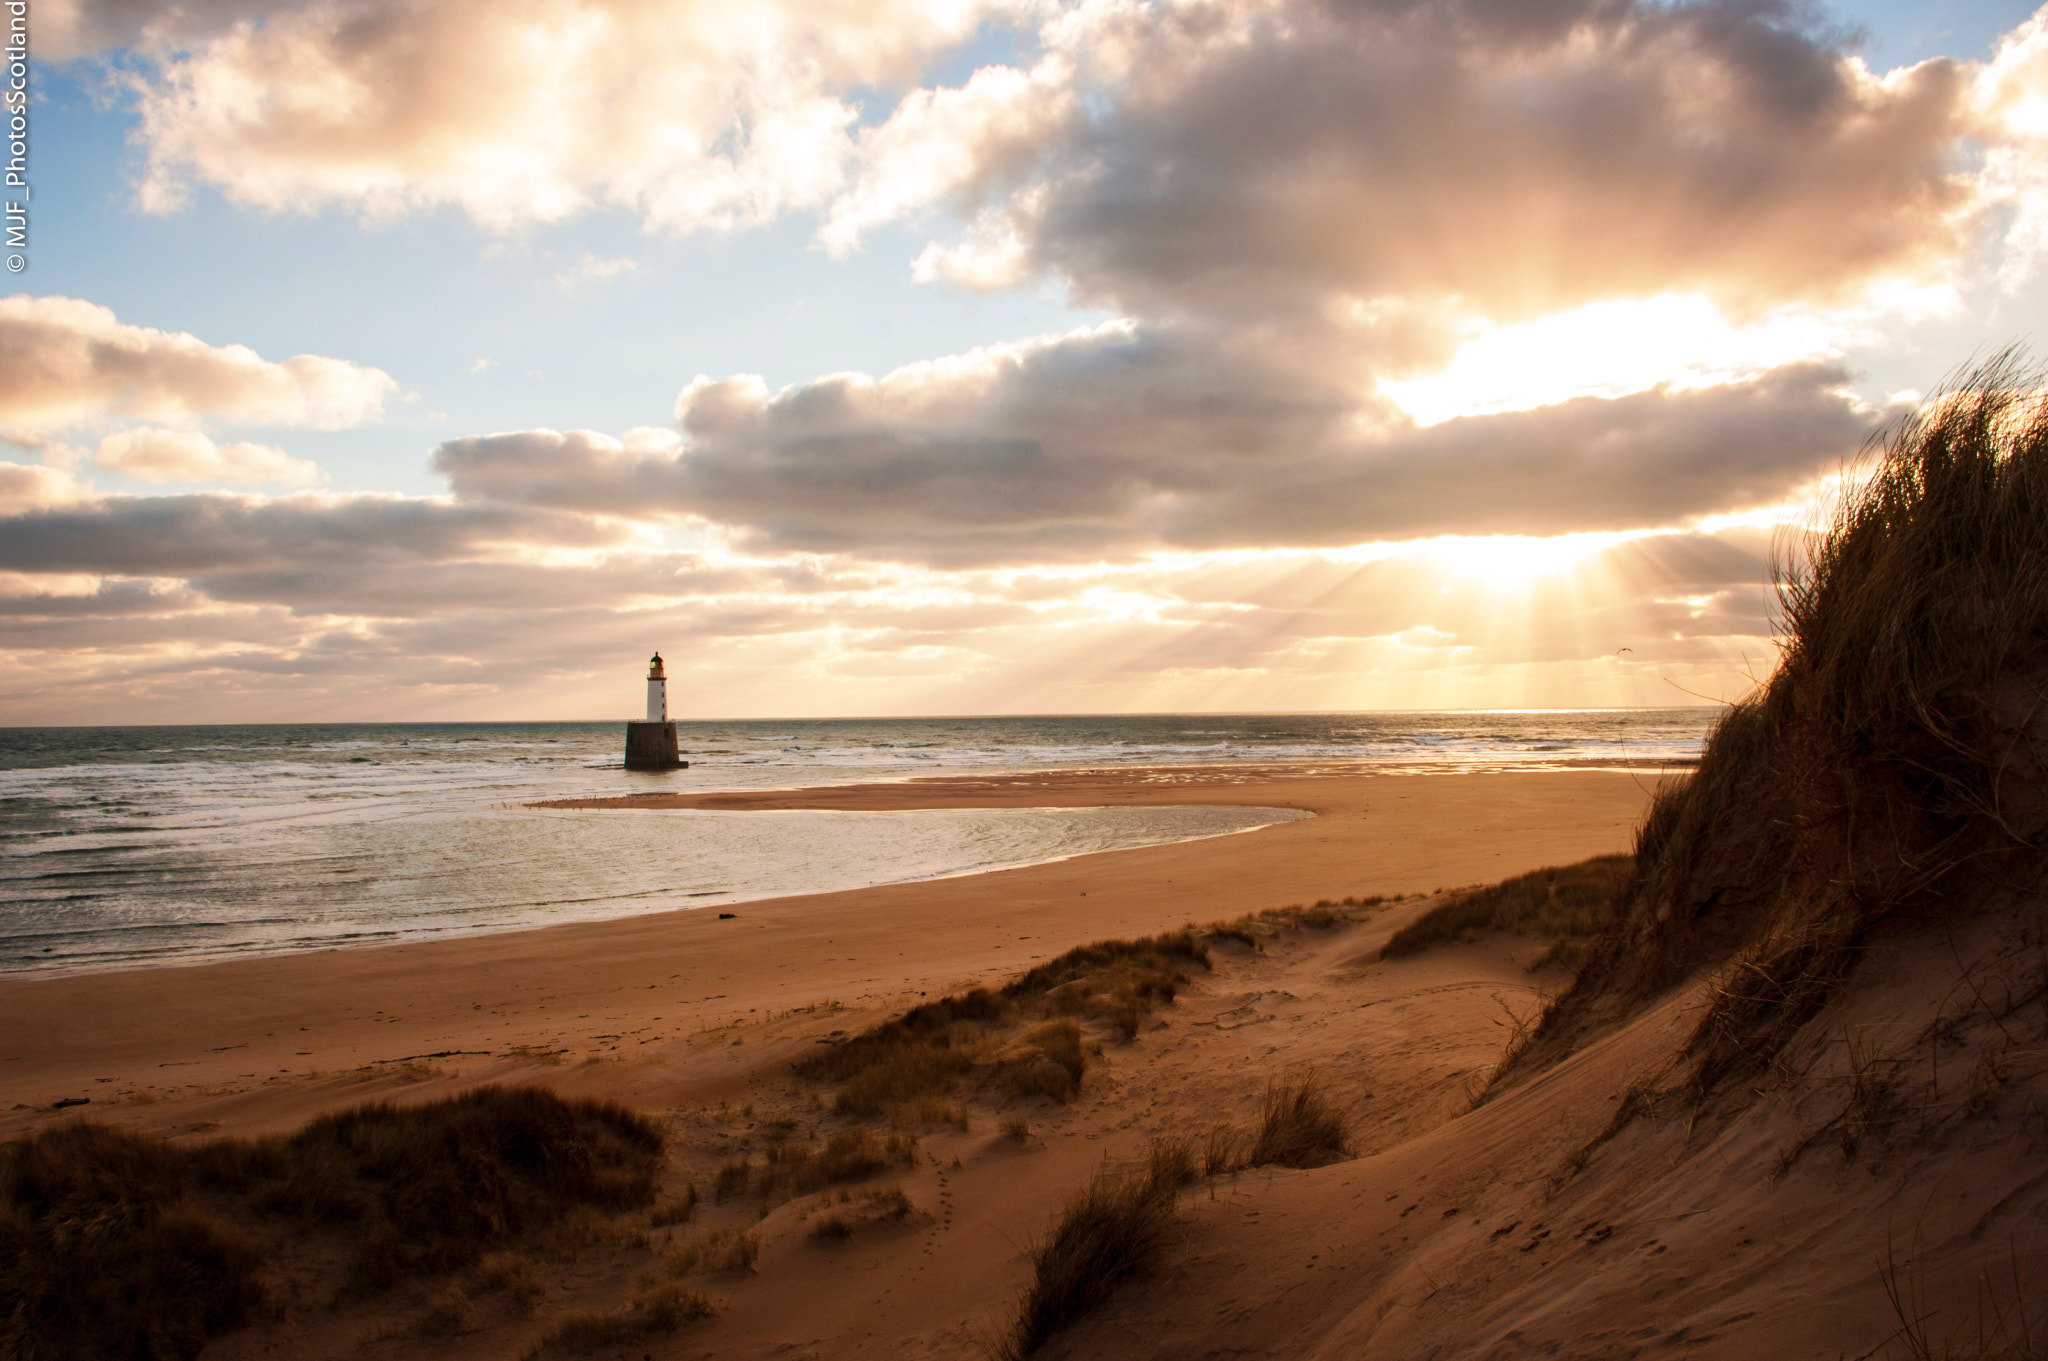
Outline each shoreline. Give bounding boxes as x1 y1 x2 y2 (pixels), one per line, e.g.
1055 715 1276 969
3 760 1686 986
531 755 1693 812
0 766 1660 1143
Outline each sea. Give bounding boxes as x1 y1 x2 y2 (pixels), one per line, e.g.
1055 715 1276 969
0 711 1715 977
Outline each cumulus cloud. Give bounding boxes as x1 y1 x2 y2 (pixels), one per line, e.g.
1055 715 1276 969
93 427 322 485
1972 10 2048 286
0 295 396 432
25 0 2030 720
92 0 2021 323
118 0 1013 231
884 0 1985 321
822 55 1080 255
0 460 90 513
432 325 1878 564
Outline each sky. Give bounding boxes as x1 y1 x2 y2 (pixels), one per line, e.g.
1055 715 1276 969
2 0 2047 724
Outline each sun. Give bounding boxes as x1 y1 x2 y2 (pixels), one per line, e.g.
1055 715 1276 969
1416 530 1648 587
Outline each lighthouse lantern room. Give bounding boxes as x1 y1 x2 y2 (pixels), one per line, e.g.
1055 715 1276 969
624 651 686 771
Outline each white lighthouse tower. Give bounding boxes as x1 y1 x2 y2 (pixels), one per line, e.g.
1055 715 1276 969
624 652 685 771
646 652 668 722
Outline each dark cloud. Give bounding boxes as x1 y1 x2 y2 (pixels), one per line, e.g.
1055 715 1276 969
191 554 797 618
0 492 620 576
0 578 207 617
949 0 1978 320
436 326 1875 566
35 0 273 61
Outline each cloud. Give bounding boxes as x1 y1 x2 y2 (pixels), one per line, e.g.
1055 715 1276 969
117 0 1015 232
821 55 1080 255
93 426 322 485
95 0 2017 324
32 0 271 62
0 295 396 432
0 460 90 513
873 0 1987 322
0 505 1792 722
26 0 2026 721
0 491 622 577
432 324 1878 565
1972 10 2048 287
553 254 638 291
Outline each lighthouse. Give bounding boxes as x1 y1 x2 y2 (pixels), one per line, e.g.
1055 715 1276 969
646 651 668 722
623 652 686 771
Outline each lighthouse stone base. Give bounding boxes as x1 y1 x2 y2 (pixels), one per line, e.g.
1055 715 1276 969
624 721 686 771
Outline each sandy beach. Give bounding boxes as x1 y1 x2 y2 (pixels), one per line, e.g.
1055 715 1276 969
8 755 2042 1361
0 764 1678 1360
0 767 1657 1141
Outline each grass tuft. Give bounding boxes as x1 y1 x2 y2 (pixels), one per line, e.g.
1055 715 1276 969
1381 856 1631 963
795 934 1208 1117
747 1128 915 1201
1518 355 2048 1095
999 1148 1186 1360
1248 1075 1351 1169
648 1226 758 1278
0 1086 662 1360
648 1184 697 1228
520 1281 715 1358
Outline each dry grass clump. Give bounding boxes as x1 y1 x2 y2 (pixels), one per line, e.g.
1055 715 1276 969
0 1121 262 1361
471 1250 544 1310
997 1122 1263 1359
795 933 1209 1116
1381 856 1631 968
1204 896 1390 952
646 1226 758 1277
890 1094 970 1131
1259 897 1386 929
648 1184 697 1227
0 1086 663 1361
415 1280 474 1336
999 1111 1292 1356
712 1158 750 1201
1201 1124 1245 1177
1005 932 1210 1039
1248 1075 1351 1169
1519 356 2048 1096
520 1280 714 1358
246 1085 663 1292
999 1149 1186 1360
808 1185 913 1241
861 1185 913 1219
746 1128 916 1200
992 1021 1088 1102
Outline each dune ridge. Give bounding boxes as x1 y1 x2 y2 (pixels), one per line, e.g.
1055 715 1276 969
1026 362 2048 1359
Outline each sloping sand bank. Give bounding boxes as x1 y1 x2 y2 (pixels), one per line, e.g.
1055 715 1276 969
1035 896 2048 1361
